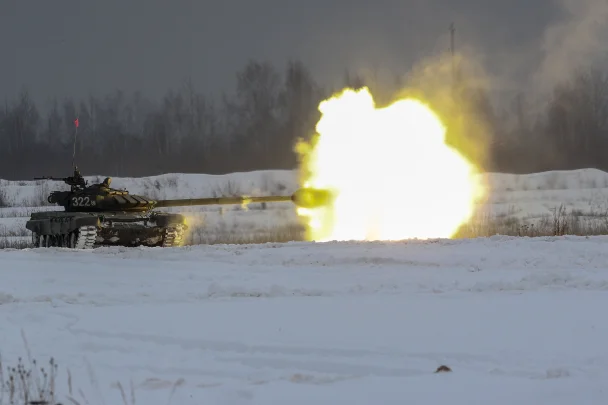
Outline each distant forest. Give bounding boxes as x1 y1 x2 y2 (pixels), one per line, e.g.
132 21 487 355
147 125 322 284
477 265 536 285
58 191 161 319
1 57 606 180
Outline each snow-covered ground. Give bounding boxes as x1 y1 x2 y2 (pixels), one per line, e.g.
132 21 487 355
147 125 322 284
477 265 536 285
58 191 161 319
2 168 608 403
3 168 608 246
1 236 608 404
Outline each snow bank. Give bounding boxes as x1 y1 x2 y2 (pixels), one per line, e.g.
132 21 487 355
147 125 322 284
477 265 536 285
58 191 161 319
483 168 608 192
2 168 608 244
479 168 608 220
2 167 608 208
0 169 298 207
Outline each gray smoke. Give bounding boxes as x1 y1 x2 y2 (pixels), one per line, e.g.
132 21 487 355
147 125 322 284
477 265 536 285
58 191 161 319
533 0 608 97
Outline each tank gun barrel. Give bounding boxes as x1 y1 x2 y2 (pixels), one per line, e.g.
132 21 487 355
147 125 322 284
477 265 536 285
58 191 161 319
153 187 334 210
154 195 293 208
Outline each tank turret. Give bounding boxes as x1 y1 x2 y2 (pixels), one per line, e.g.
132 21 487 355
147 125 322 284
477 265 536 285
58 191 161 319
25 168 332 249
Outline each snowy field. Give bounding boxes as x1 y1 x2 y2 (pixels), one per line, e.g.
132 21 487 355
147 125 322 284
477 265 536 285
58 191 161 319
1 237 608 404
2 169 608 403
3 168 608 247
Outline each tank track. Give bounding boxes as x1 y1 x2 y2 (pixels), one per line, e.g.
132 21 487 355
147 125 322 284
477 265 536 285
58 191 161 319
32 225 97 249
31 224 185 249
162 225 186 247
74 226 98 249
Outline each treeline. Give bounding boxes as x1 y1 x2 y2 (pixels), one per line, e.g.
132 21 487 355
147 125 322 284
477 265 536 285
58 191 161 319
0 58 607 180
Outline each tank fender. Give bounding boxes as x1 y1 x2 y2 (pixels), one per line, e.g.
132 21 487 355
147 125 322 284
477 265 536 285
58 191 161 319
25 216 99 235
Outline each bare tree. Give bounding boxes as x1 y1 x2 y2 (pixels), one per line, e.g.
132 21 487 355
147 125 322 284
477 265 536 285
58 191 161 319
0 59 607 180
224 60 283 170
544 67 608 168
278 60 321 168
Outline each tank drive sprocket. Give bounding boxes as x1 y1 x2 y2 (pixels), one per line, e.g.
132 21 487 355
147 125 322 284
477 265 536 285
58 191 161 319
161 225 186 248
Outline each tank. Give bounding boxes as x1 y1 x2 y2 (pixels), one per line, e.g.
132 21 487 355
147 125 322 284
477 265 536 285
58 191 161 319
25 167 332 249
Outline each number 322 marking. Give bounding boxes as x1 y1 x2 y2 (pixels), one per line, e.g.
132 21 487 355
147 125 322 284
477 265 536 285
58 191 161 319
72 196 95 207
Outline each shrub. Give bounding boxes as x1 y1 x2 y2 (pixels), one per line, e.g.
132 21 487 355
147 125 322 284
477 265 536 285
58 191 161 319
0 186 8 208
0 356 58 405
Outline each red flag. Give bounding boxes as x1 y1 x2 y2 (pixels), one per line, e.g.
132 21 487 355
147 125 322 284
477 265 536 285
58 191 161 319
74 118 79 128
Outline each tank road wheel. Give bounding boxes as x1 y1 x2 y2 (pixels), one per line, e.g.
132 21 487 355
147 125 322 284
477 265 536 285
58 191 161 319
58 233 67 248
31 232 40 247
37 234 51 247
68 232 77 249
162 225 186 248
32 232 47 248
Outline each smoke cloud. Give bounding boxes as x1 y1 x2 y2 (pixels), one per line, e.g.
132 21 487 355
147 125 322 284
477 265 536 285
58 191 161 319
533 0 608 96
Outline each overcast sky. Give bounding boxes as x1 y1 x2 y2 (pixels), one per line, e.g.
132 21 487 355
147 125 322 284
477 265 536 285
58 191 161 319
0 0 603 108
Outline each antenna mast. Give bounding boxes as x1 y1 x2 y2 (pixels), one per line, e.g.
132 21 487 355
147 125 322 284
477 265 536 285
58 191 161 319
72 116 79 171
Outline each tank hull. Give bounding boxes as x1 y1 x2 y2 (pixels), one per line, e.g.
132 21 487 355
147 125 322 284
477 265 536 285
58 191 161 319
25 210 187 249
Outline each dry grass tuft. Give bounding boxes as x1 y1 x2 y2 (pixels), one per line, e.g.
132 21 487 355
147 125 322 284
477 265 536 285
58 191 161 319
454 204 608 238
0 238 31 250
1 331 60 405
0 186 9 208
0 357 58 405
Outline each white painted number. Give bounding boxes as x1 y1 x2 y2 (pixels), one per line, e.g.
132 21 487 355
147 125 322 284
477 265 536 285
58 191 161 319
71 196 95 207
